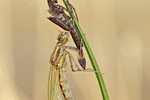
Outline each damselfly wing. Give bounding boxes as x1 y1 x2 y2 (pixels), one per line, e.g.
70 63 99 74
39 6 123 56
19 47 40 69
48 64 65 100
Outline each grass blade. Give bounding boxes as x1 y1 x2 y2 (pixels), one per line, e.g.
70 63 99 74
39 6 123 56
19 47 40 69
62 0 110 99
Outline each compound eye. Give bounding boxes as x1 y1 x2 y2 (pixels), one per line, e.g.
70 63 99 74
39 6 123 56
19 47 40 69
56 64 60 68
50 59 54 63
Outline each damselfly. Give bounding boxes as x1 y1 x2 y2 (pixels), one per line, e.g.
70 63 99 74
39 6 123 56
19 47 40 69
49 32 89 100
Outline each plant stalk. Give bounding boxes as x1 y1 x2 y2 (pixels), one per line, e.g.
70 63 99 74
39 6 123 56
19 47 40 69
62 0 110 100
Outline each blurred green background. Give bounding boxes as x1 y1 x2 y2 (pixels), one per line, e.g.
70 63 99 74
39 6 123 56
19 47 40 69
0 0 150 100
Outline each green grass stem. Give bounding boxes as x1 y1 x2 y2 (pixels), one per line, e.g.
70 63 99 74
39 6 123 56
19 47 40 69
62 0 110 100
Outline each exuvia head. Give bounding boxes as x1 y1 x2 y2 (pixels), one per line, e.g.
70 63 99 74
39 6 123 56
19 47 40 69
57 32 69 43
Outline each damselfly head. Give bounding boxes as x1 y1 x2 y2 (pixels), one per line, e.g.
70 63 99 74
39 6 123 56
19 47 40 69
57 32 69 43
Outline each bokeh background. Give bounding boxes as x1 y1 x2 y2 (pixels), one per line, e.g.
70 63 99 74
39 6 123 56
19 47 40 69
0 0 150 100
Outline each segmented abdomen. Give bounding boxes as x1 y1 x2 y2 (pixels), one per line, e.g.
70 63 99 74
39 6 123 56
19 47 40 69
59 64 74 100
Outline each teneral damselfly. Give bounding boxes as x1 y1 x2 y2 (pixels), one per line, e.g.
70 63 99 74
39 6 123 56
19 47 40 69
49 32 86 100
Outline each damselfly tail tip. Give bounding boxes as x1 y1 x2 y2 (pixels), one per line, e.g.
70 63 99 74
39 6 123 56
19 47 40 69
47 17 54 22
78 58 86 69
47 17 50 20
